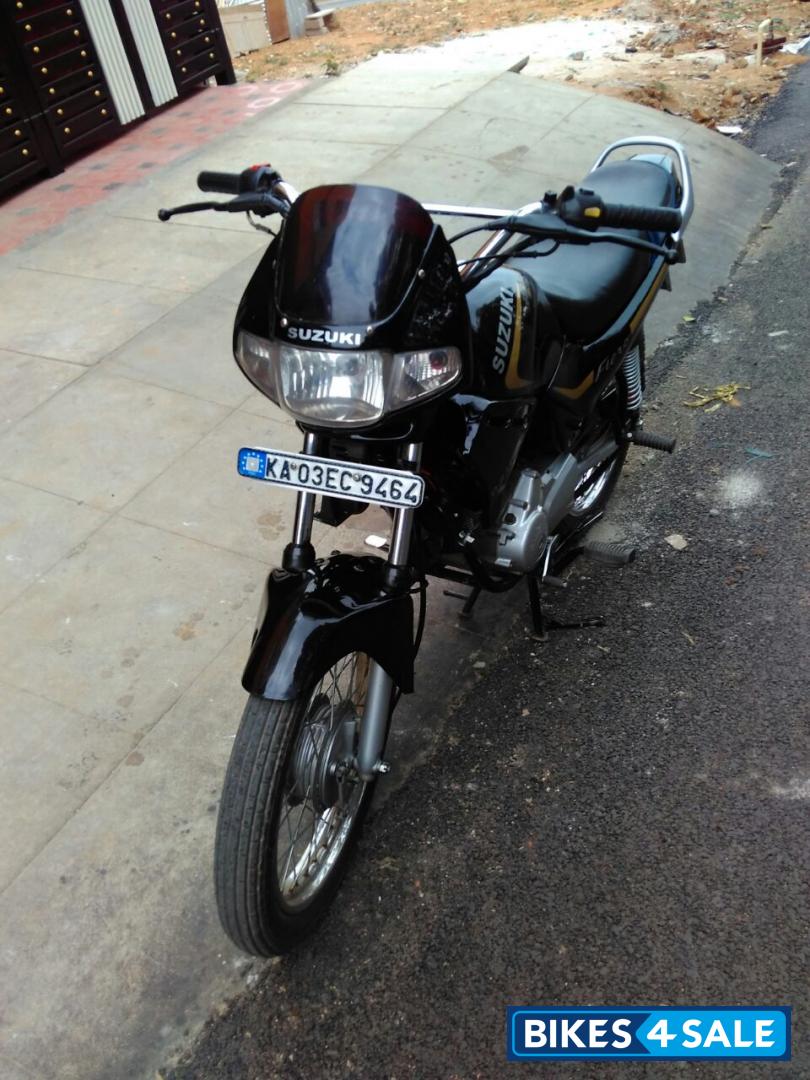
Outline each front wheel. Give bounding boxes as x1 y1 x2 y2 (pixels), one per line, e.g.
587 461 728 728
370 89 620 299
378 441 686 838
214 652 375 956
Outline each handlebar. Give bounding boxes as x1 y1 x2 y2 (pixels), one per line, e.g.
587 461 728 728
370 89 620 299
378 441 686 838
482 194 683 267
197 170 242 195
599 202 682 233
158 163 295 221
554 184 682 235
158 164 685 272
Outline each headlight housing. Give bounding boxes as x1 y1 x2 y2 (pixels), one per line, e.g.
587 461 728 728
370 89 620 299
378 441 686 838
236 331 462 427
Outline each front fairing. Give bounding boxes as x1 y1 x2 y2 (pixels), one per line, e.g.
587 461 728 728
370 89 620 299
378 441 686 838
233 185 474 427
271 185 471 361
275 184 431 329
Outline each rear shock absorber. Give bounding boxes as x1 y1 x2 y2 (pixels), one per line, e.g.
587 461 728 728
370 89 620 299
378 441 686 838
621 344 643 416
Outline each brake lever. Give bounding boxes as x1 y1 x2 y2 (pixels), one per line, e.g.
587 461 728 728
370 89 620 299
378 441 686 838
158 200 223 221
158 191 289 223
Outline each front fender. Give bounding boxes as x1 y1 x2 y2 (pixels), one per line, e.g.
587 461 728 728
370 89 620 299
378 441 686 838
242 554 414 701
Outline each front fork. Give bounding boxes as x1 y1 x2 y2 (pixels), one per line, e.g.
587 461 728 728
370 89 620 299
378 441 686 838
286 435 422 782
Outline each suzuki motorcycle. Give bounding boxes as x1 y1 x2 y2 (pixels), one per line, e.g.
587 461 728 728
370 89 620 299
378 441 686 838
159 135 693 956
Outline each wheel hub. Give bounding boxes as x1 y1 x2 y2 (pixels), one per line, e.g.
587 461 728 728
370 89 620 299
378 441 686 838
289 698 357 812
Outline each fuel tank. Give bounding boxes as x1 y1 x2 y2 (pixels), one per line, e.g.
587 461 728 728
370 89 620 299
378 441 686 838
465 266 563 400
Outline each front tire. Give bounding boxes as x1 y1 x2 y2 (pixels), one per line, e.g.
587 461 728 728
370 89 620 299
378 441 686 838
214 652 375 956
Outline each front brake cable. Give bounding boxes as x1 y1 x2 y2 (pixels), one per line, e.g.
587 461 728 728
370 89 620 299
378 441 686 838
247 212 276 236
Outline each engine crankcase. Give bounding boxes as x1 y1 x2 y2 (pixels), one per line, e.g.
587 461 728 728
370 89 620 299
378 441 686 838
471 437 617 574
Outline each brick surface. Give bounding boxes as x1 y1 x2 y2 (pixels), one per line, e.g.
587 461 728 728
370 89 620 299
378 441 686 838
0 82 306 256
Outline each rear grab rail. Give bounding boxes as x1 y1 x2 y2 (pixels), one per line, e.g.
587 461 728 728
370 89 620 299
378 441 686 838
589 135 694 244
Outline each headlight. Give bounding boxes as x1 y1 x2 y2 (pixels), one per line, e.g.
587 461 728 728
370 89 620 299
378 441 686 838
236 331 280 404
279 346 387 425
235 332 462 427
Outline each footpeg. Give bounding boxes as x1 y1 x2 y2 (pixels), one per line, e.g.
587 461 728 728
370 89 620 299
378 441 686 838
581 540 637 567
629 430 676 453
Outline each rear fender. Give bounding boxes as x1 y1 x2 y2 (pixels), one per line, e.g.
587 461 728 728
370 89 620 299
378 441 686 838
242 554 414 701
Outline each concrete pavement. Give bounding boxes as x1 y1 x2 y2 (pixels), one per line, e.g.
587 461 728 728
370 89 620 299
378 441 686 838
0 50 777 1080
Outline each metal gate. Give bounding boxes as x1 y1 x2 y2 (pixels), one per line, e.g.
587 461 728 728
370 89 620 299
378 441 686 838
0 0 235 198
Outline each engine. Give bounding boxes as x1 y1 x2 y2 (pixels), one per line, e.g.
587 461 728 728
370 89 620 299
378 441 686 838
470 466 551 574
470 443 617 574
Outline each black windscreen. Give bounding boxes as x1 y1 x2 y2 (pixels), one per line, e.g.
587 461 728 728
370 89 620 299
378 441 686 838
276 184 434 326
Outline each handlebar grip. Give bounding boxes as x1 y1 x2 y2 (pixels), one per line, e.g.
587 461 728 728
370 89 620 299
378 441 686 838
197 170 242 195
600 203 682 233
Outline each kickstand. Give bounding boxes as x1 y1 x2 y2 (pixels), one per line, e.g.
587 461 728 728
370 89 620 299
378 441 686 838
527 574 606 640
443 583 482 619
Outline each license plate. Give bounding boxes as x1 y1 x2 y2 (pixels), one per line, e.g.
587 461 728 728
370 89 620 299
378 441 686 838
237 446 425 509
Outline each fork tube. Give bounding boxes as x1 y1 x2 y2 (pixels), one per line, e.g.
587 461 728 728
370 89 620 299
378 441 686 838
356 662 395 780
356 442 423 780
283 432 320 571
387 441 422 568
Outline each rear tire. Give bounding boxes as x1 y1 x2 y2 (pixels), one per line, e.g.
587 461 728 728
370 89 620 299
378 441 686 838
557 362 631 540
558 442 628 539
215 653 376 956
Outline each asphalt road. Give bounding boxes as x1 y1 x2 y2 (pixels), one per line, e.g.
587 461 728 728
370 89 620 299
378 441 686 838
164 79 810 1080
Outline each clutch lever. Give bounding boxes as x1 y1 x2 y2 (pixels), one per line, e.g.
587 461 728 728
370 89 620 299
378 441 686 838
488 213 678 263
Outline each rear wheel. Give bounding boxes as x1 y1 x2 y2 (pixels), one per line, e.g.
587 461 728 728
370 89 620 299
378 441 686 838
562 442 628 529
214 651 375 956
557 371 630 539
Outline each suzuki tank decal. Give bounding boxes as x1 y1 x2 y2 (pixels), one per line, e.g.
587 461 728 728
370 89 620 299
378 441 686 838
492 285 531 389
492 286 514 374
504 287 530 391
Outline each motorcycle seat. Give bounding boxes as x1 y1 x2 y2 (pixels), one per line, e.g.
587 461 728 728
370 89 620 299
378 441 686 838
515 159 678 343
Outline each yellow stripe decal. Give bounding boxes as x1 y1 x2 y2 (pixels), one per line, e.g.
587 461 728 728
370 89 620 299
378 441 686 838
555 370 595 399
630 262 668 333
505 287 530 390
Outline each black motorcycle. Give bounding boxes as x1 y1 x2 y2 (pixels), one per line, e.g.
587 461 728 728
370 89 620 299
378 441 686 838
159 135 693 956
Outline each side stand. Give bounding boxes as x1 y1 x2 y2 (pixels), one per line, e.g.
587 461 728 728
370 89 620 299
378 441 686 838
443 583 482 619
527 574 606 641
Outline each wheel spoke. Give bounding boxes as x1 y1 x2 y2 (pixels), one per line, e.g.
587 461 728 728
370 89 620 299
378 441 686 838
275 652 371 908
280 802 306 888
